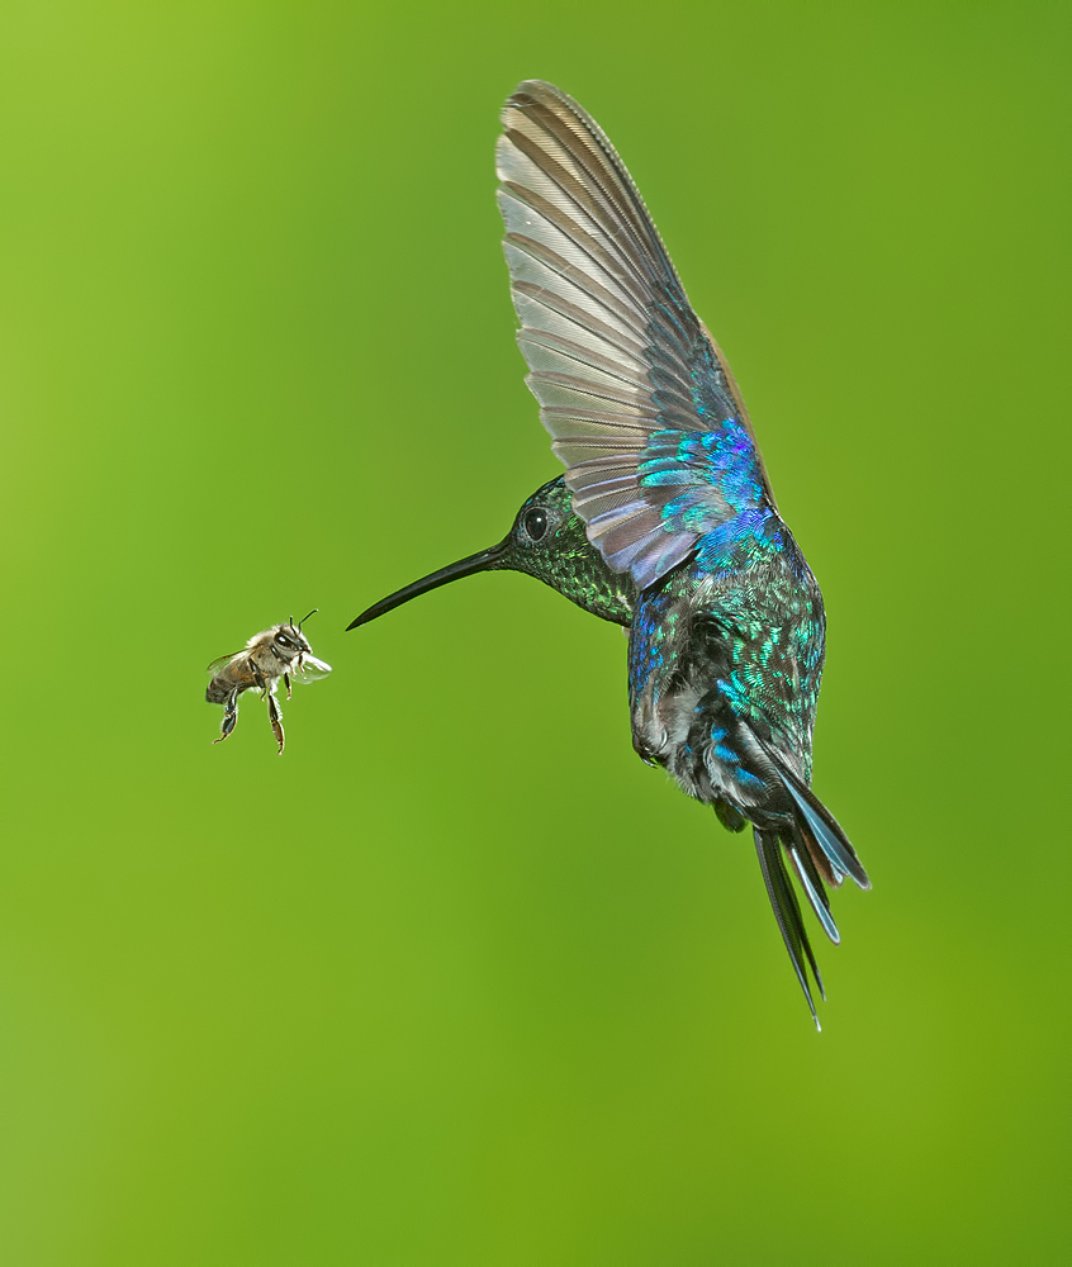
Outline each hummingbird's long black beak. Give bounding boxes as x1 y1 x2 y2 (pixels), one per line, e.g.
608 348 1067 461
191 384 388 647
346 541 509 630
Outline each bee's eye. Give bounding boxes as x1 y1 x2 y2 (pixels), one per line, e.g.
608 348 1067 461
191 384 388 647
523 507 549 541
275 633 293 648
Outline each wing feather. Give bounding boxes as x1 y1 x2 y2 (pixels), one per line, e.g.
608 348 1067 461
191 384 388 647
498 80 775 591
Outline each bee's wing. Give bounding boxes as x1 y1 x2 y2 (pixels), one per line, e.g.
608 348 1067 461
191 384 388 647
296 655 333 682
206 651 242 673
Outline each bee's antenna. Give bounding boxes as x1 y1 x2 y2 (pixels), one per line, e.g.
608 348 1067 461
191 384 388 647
298 608 318 630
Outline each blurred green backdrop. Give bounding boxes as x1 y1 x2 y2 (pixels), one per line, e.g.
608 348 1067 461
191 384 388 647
2 1 1068 1263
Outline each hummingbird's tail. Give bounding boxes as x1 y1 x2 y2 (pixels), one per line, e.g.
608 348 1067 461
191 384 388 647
778 763 870 892
752 743 871 1027
754 828 825 1028
754 737 870 892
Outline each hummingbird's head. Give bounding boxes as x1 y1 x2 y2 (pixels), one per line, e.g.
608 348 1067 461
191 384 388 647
498 477 580 572
346 476 634 630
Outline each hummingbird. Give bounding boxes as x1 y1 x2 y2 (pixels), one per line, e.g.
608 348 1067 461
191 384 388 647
348 81 869 1026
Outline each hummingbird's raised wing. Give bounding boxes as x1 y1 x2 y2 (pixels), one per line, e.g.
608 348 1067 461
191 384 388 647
497 80 776 591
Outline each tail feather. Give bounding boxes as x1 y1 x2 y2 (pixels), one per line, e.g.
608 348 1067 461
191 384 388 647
787 833 840 945
748 739 872 1025
798 813 843 888
782 774 870 889
756 737 870 891
753 828 824 1029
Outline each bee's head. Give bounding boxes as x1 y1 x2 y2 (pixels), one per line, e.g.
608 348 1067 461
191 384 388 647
274 609 317 657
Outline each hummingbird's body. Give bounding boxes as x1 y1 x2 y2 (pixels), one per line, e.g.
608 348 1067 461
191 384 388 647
349 82 869 1024
629 522 822 808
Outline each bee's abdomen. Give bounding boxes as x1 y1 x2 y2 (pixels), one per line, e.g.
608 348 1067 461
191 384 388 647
206 678 230 704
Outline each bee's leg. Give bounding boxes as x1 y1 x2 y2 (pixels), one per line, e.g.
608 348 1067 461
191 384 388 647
284 672 292 701
213 688 239 744
266 687 285 754
249 659 267 695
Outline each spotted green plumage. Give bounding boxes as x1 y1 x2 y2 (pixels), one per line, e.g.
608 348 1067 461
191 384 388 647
488 480 635 626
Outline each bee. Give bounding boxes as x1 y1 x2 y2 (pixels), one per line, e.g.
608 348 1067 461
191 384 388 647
206 610 332 753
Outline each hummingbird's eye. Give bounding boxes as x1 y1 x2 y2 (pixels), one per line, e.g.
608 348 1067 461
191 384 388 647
523 507 549 541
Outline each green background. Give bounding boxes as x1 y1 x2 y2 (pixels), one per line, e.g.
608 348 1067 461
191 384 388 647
3 2 1068 1263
